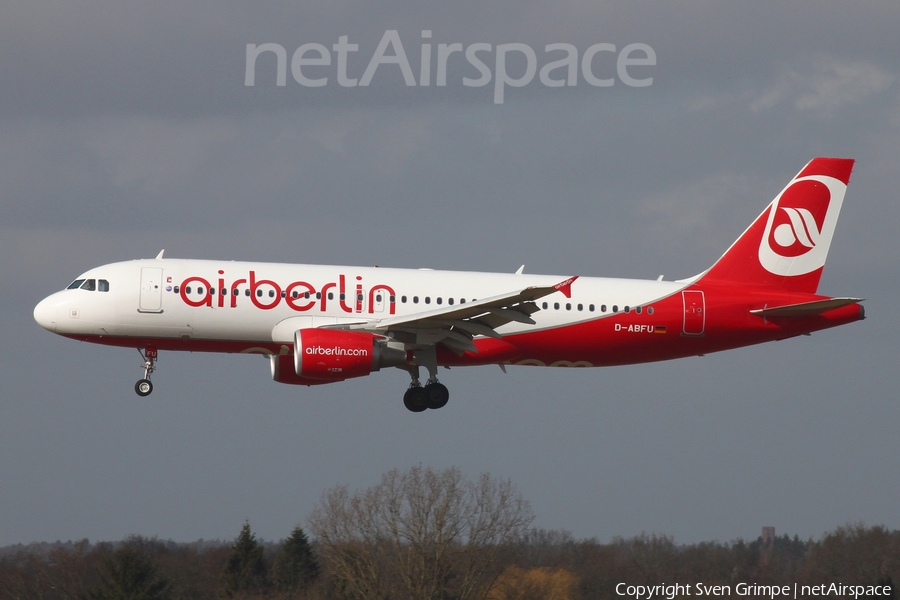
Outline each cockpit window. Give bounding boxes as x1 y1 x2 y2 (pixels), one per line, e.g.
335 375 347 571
80 279 96 291
98 279 110 292
67 279 86 290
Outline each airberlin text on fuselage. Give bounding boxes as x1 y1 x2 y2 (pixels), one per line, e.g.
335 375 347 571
178 270 396 314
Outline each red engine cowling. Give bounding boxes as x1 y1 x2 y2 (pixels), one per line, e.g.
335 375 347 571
275 328 406 384
270 354 332 386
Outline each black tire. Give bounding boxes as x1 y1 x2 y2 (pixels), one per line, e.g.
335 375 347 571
135 379 153 397
424 383 449 410
403 387 428 412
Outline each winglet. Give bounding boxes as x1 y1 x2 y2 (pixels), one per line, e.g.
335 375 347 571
155 249 165 259
553 276 579 299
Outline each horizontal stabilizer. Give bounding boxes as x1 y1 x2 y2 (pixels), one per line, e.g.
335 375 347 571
750 297 863 318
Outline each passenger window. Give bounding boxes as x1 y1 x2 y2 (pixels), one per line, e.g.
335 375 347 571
257 290 262 297
316 292 321 299
186 286 192 294
357 294 363 301
636 306 642 314
328 292 334 300
375 294 382 302
98 280 110 292
566 303 571 310
460 299 466 304
624 306 630 313
542 302 548 309
269 290 275 298
413 296 419 304
577 304 583 311
425 297 431 304
67 279 86 290
245 289 251 297
612 305 619 313
648 306 654 315
401 295 407 303
80 279 96 291
224 288 229 296
589 304 595 312
389 295 396 303
448 298 454 305
554 302 560 310
340 293 345 300
436 297 442 305
601 305 607 312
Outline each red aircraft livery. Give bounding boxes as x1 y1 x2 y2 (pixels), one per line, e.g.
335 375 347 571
33 158 864 412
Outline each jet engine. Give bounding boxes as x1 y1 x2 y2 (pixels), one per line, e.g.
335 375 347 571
270 328 406 385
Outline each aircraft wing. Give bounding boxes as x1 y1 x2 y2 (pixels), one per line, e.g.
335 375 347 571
329 276 578 353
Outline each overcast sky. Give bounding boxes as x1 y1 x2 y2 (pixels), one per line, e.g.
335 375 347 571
1 1 898 547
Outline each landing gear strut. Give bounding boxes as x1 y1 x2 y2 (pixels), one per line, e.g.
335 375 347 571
135 348 157 397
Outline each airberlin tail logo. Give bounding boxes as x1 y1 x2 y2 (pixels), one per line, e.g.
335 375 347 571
758 174 846 276
772 205 821 254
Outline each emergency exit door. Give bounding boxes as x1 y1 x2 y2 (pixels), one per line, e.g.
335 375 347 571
682 290 705 336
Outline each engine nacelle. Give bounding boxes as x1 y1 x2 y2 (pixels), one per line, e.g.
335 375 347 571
270 354 332 386
273 328 406 384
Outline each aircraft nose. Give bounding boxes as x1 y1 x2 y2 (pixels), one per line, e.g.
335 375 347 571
34 295 59 332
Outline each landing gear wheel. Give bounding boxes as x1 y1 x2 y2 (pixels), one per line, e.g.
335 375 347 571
135 379 153 397
136 348 157 397
403 386 428 413
424 382 449 410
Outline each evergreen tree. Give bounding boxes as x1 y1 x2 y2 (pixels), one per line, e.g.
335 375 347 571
82 545 172 600
272 526 320 596
221 521 269 597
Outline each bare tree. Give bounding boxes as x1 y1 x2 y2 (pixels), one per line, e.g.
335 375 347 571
308 465 534 600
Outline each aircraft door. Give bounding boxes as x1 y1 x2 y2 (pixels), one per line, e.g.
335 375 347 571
139 267 164 313
682 290 705 336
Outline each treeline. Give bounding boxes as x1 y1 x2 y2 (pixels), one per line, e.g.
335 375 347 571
2 525 898 600
1 467 898 599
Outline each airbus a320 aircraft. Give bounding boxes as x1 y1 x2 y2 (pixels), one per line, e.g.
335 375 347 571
34 158 864 412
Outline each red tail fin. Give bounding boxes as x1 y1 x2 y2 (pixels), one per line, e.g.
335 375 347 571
699 157 854 293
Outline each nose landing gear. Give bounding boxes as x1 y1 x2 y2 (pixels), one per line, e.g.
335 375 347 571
135 348 157 397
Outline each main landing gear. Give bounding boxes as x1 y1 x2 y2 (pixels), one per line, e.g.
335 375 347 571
403 380 450 412
402 353 449 412
135 348 157 397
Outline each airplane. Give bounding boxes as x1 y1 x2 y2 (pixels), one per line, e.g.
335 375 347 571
33 157 864 412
